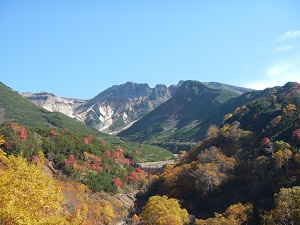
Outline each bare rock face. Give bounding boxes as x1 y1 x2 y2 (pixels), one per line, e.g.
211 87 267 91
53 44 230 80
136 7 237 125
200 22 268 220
21 92 87 119
75 82 180 134
21 82 181 134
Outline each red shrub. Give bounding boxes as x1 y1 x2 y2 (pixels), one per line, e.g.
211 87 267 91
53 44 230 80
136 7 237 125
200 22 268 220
50 130 57 138
64 154 77 167
113 178 122 188
105 150 111 158
292 128 300 141
18 126 28 140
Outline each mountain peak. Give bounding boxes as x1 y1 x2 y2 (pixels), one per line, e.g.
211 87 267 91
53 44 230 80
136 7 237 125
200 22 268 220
21 80 254 137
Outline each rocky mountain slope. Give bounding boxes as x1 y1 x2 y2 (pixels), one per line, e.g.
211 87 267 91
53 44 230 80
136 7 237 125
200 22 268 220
22 82 182 134
76 82 181 134
21 92 87 118
118 81 256 151
22 81 252 136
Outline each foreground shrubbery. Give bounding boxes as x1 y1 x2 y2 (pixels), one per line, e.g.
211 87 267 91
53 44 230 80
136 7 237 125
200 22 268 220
0 123 151 194
0 126 148 224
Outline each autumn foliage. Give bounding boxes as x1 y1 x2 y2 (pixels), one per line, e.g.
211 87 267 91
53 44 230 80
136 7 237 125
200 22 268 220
5 122 28 141
0 82 300 224
194 203 253 225
0 152 67 224
137 195 189 225
261 186 300 224
125 167 149 190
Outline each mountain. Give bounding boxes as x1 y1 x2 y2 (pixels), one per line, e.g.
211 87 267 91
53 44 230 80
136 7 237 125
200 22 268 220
118 80 256 151
0 82 174 162
22 81 252 137
147 82 300 224
225 81 300 143
77 82 180 134
22 82 182 134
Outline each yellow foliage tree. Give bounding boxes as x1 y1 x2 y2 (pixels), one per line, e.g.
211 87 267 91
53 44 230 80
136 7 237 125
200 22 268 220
194 203 252 225
66 204 88 225
261 186 300 225
0 154 67 224
156 215 182 225
160 165 181 194
282 104 297 116
88 199 116 225
222 113 233 123
206 124 219 138
139 195 189 225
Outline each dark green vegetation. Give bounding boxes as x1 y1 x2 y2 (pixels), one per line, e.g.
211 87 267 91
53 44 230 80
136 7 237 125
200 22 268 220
119 80 256 152
146 82 300 224
0 82 174 162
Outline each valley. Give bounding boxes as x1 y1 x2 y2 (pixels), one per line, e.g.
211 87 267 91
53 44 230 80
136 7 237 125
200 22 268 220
2 1 299 224
0 80 300 224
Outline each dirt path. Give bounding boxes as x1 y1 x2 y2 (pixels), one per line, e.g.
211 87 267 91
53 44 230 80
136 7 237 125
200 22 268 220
117 191 138 209
137 160 175 174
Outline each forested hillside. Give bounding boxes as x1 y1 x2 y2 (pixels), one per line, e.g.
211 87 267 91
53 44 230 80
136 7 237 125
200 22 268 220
131 82 300 224
0 122 157 224
0 81 174 224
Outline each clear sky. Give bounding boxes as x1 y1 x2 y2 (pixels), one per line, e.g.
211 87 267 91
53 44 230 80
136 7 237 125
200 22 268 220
1 1 300 99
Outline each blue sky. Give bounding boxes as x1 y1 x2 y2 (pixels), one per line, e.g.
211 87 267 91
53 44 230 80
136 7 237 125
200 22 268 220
1 1 300 99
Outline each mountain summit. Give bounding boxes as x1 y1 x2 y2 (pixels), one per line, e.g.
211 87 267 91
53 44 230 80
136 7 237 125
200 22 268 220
118 81 254 151
75 82 181 133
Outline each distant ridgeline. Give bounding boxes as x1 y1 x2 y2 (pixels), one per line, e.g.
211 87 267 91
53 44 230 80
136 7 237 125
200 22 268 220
21 80 253 152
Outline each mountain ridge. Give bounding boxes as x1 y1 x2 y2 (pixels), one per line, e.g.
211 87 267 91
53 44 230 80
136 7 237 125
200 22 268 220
22 81 253 136
22 81 183 134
